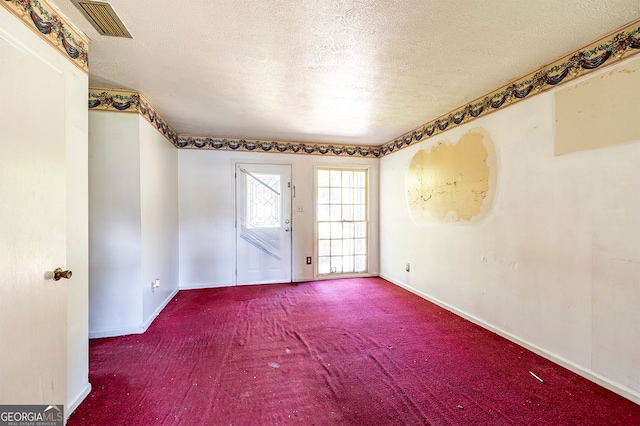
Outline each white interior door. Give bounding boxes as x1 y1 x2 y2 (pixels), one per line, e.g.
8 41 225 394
0 36 68 405
236 164 292 285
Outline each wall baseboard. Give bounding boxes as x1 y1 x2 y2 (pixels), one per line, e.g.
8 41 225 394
303 273 379 282
66 382 91 421
89 289 179 338
293 277 315 283
381 274 640 405
142 289 180 332
180 273 381 288
89 325 146 339
179 282 233 290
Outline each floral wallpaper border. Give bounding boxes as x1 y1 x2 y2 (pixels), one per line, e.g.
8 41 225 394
179 135 384 157
88 89 180 145
381 20 640 156
89 19 640 157
1 0 89 73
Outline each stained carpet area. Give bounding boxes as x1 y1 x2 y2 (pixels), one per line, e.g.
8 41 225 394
68 278 639 425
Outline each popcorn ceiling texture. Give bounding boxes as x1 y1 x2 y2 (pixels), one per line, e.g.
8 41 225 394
54 0 640 145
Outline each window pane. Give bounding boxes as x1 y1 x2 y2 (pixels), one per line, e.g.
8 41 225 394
317 205 330 221
318 256 331 274
330 170 341 187
317 188 329 204
331 256 343 273
343 222 354 238
342 171 353 187
342 188 352 204
330 205 341 221
331 222 342 238
331 239 343 256
247 173 281 228
318 170 330 186
318 240 331 256
342 256 354 273
318 222 331 239
330 188 341 203
342 205 353 221
316 168 367 275
343 238 354 254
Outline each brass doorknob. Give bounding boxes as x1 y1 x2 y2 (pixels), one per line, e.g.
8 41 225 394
54 268 72 281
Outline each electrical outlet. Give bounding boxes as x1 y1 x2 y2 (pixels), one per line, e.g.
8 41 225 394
152 279 160 292
406 263 410 272
306 257 312 265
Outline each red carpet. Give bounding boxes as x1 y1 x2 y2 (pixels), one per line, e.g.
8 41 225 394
69 278 639 425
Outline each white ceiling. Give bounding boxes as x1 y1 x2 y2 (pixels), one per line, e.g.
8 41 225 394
53 0 640 146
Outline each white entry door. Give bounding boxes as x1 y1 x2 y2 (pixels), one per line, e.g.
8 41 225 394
236 164 292 285
0 36 68 404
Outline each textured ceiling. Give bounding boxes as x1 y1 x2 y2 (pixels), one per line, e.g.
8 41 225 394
52 0 640 146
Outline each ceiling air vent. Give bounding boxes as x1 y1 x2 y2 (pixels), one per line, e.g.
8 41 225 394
71 0 132 38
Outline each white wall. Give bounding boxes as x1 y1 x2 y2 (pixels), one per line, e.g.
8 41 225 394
140 118 179 326
89 112 143 335
179 150 379 288
379 57 640 403
88 112 179 337
89 111 178 337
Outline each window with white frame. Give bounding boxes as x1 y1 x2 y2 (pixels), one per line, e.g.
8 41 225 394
316 168 367 275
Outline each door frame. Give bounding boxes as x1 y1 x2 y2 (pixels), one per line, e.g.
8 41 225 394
233 160 293 285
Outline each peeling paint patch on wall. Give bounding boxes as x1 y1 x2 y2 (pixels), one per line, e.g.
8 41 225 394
555 57 640 155
406 130 497 223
